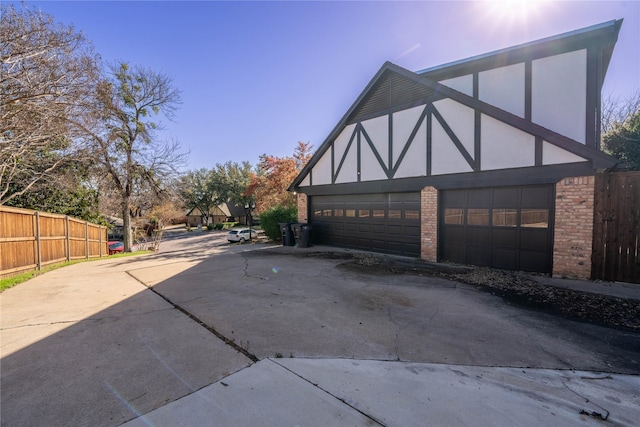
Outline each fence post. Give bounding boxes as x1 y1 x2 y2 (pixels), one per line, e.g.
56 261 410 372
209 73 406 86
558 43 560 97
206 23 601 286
99 226 103 257
66 216 71 262
35 211 42 271
85 221 89 259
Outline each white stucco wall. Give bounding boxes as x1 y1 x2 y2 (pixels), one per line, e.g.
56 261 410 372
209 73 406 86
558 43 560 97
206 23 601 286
312 149 332 185
481 114 535 170
334 137 358 184
433 99 475 160
432 119 473 175
532 49 587 143
361 115 389 169
479 63 525 118
542 141 587 165
439 74 473 96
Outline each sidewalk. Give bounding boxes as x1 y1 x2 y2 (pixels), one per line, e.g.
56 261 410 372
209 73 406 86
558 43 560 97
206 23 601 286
123 358 640 426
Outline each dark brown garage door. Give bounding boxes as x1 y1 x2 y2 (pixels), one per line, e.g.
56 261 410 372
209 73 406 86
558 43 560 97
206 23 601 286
310 193 420 256
440 185 554 273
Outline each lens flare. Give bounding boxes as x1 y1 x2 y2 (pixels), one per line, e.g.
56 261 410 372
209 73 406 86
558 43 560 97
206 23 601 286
272 266 279 273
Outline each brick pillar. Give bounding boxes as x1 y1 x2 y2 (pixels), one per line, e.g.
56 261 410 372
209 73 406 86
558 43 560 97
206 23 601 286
297 193 308 223
553 175 595 279
421 186 438 262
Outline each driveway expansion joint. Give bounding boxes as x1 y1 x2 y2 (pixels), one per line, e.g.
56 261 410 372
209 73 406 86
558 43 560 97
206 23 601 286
125 271 259 363
270 358 386 426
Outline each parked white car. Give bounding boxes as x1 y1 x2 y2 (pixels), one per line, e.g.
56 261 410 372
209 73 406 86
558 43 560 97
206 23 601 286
227 228 262 243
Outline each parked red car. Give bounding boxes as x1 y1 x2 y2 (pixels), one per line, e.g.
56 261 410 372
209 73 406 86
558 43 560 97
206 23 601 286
108 241 124 255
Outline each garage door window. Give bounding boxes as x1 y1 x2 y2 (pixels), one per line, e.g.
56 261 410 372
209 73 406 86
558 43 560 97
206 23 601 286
467 208 489 226
373 209 385 218
521 209 549 228
389 210 402 219
346 209 356 217
493 209 517 227
445 208 464 225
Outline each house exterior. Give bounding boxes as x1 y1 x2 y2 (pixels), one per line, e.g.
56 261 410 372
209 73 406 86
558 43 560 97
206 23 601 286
289 20 623 279
186 203 249 227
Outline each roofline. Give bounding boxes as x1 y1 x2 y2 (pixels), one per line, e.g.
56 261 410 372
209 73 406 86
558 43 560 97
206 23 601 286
417 19 622 78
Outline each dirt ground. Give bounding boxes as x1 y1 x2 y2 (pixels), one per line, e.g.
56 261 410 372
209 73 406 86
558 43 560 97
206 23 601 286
299 251 640 333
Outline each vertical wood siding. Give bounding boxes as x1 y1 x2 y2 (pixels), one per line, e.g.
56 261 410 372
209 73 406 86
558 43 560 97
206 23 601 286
592 172 640 283
0 207 107 279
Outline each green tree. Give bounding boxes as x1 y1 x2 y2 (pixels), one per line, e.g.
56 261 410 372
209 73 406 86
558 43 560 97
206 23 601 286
603 109 640 171
259 204 298 241
210 161 253 207
178 168 216 224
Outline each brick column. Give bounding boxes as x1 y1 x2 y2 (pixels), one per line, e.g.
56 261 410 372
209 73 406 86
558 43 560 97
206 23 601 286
553 175 595 279
421 186 438 262
297 193 308 223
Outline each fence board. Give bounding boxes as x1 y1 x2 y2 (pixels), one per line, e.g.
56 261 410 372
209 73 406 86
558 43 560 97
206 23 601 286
1 206 108 279
592 172 640 283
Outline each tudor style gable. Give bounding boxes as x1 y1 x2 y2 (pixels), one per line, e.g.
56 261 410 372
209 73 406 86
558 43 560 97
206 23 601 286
291 20 621 194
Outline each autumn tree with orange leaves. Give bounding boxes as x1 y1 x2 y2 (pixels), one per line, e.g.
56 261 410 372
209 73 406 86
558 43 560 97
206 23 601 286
245 142 312 213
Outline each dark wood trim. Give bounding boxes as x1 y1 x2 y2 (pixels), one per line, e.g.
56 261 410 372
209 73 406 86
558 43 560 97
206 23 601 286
357 126 362 182
473 72 479 99
586 47 598 148
535 136 543 166
388 113 393 172
427 110 432 177
474 110 481 170
431 104 476 171
298 162 596 196
524 60 532 121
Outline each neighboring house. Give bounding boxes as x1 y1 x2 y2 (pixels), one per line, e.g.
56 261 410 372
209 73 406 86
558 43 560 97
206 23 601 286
186 203 249 227
289 20 622 279
107 217 124 240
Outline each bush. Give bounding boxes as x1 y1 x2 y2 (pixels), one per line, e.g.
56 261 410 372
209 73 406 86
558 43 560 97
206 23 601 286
214 223 224 230
259 204 297 241
206 224 215 230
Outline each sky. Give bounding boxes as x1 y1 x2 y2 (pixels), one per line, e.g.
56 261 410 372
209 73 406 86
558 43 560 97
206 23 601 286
12 0 640 171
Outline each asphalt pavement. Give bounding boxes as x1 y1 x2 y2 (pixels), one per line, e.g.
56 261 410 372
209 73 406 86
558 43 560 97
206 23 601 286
1 229 639 426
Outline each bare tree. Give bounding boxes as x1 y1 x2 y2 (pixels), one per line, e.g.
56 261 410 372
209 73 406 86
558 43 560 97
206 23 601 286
86 63 186 251
0 4 99 204
602 89 640 134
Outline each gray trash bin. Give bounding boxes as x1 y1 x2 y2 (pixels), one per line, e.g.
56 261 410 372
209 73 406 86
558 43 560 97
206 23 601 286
279 222 295 246
299 224 312 248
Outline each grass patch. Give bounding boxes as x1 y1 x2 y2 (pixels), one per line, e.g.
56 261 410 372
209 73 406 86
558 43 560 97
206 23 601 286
0 251 151 292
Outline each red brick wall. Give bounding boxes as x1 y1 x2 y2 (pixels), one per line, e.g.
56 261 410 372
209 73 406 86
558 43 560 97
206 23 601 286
297 193 308 223
421 186 438 262
553 175 595 279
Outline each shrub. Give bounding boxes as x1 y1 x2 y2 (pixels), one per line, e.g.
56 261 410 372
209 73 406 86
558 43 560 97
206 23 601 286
206 224 215 230
214 223 224 230
259 204 297 241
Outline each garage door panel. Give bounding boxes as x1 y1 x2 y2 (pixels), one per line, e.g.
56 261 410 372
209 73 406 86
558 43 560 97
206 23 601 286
519 251 550 273
310 193 420 257
492 248 518 270
467 228 490 245
467 247 491 266
492 228 518 248
441 185 554 274
443 243 465 263
520 229 548 250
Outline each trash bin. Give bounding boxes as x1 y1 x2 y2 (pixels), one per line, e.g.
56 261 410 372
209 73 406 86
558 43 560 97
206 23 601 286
279 222 295 246
291 223 311 248
299 224 312 248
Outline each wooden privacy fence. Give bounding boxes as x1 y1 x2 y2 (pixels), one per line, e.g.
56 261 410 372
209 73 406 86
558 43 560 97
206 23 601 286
592 171 640 283
0 206 108 279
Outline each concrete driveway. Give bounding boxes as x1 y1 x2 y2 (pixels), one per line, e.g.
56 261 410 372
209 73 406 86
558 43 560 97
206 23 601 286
1 230 639 426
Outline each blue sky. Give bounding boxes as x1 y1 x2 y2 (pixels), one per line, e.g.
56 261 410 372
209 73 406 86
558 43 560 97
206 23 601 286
17 1 640 171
